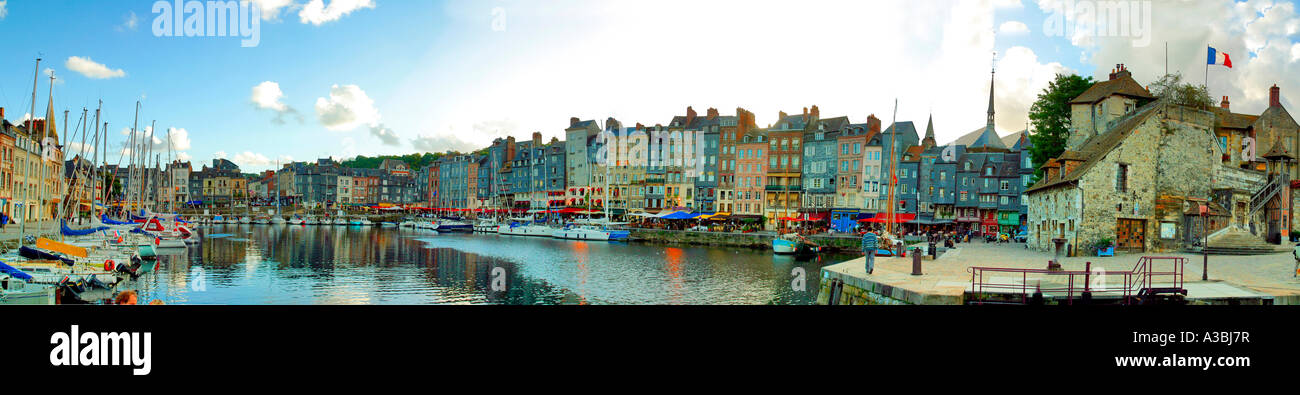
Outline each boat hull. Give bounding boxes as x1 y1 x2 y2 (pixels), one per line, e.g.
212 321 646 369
499 225 555 237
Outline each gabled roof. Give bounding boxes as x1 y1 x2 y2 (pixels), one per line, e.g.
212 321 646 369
1026 100 1165 193
1070 73 1155 104
968 124 1008 152
816 116 850 132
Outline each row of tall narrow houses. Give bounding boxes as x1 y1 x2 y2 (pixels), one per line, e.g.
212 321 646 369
1026 64 1299 255
382 63 1040 233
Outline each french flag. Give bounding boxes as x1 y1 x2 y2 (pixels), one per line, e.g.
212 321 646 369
1207 46 1232 68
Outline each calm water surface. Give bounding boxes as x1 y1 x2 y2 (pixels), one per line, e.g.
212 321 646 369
134 225 852 305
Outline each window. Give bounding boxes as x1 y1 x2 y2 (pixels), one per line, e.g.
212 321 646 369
1000 181 1009 191
1117 164 1128 192
854 143 861 154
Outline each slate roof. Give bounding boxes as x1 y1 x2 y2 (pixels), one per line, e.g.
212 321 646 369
968 124 1008 151
1025 100 1165 193
816 116 851 132
1208 107 1259 130
1069 73 1155 104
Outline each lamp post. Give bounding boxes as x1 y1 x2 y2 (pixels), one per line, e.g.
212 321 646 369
1202 203 1208 281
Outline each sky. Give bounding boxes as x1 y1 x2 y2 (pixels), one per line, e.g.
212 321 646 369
0 0 1296 173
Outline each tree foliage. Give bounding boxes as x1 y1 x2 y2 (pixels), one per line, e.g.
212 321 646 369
341 152 459 170
1148 73 1214 109
1028 73 1095 179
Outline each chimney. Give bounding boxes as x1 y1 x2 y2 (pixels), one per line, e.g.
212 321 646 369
532 131 542 145
706 107 719 119
1220 96 1230 110
1114 64 1131 80
684 106 697 127
779 111 788 120
1270 84 1281 108
810 105 819 119
0 107 4 122
867 114 881 134
635 122 644 130
570 117 580 127
1108 67 1117 81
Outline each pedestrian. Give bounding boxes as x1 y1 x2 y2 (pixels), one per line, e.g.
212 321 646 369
861 229 878 275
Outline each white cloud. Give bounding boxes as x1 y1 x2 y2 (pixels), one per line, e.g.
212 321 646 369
369 124 400 146
999 21 1029 34
251 81 301 124
166 128 192 151
410 133 478 153
0 1 7 19
299 0 375 26
176 152 193 161
250 0 297 21
232 151 274 168
66 56 126 79
67 142 95 154
314 84 380 131
214 151 228 159
420 0 1065 149
118 11 139 31
1071 0 1300 113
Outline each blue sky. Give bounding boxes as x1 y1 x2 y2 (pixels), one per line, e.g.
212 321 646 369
1 0 1296 172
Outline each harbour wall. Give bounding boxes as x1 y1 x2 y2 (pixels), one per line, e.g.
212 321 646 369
628 229 866 252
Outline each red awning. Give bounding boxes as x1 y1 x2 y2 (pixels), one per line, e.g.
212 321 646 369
859 213 916 223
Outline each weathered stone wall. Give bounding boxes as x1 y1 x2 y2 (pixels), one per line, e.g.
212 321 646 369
1030 105 1238 253
1026 186 1082 252
1213 165 1266 192
1153 107 1218 250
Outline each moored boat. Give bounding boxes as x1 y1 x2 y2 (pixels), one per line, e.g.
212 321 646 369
773 233 821 256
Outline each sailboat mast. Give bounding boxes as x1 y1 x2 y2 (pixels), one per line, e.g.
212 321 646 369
89 104 101 218
19 57 40 248
886 98 898 236
37 71 55 239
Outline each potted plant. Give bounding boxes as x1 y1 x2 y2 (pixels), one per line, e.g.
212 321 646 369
1093 238 1115 257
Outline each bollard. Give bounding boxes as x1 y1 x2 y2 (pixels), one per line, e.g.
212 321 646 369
929 242 937 260
911 248 922 275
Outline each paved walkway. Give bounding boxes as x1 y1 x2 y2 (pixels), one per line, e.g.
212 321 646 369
0 221 67 241
822 240 1299 304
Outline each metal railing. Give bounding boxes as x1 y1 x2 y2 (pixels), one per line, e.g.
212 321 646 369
967 256 1185 305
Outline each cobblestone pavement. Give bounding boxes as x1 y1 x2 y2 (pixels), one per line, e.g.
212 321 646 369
824 240 1300 302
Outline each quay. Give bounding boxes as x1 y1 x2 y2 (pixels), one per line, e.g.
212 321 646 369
628 228 866 252
816 241 1300 305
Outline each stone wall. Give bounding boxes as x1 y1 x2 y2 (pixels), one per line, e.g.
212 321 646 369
1029 105 1235 254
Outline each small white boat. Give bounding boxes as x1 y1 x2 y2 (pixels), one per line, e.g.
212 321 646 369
499 222 556 237
289 216 306 225
552 221 631 241
238 216 252 224
349 217 373 226
473 219 500 233
304 216 320 225
333 217 349 225
271 216 287 225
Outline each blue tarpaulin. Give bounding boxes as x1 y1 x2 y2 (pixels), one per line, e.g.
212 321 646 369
62 220 109 236
661 211 700 220
101 215 133 225
0 261 33 281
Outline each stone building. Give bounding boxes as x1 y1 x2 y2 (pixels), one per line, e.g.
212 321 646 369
1028 66 1297 254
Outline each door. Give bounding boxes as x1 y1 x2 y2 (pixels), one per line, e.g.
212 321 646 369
1116 219 1146 252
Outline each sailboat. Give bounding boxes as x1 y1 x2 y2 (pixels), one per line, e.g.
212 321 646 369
552 147 628 241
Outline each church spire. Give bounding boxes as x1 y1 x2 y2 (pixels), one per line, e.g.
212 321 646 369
922 113 936 148
986 52 996 127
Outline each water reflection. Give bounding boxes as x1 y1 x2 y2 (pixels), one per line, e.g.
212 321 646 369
132 225 842 305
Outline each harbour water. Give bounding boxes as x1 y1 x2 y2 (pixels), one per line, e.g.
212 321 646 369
134 225 851 305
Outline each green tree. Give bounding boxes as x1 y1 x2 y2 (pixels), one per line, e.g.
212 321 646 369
1148 73 1213 109
1028 73 1095 179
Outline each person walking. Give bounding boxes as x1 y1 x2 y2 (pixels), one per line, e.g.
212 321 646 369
861 229 878 275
